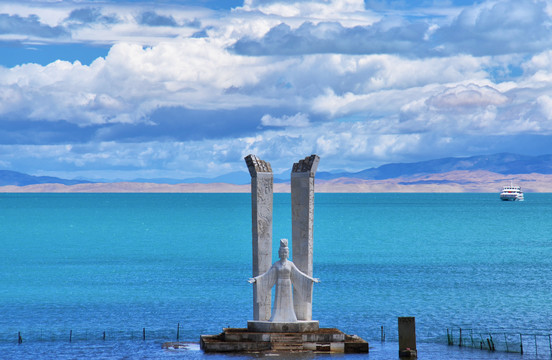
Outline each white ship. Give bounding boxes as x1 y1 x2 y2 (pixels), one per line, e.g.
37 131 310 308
500 184 524 201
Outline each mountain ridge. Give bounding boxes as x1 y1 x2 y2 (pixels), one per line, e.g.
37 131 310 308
2 153 551 186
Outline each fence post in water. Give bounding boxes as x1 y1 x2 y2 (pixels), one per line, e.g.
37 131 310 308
381 326 384 342
447 328 452 345
70 330 72 343
103 331 106 341
470 329 474 347
459 328 462 347
18 332 22 344
177 323 180 341
520 334 523 354
490 334 495 351
504 333 508 352
143 328 146 341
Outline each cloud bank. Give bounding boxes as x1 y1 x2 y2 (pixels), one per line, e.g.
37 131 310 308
0 0 552 180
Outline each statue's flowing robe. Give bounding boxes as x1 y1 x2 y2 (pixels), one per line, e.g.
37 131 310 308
253 260 314 322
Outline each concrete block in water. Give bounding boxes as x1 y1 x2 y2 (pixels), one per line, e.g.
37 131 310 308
398 316 417 357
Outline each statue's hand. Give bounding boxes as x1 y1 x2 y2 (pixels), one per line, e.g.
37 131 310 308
313 278 320 283
248 278 256 283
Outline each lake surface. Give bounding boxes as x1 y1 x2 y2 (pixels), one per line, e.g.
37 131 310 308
1 193 551 359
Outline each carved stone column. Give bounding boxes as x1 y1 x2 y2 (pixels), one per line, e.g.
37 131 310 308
245 154 273 321
291 154 319 321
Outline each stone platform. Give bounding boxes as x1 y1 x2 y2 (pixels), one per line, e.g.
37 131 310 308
200 327 369 353
248 320 319 333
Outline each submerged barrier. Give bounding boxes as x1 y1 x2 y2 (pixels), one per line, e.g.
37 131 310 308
447 327 552 357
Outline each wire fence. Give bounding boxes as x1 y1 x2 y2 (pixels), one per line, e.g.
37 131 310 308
446 327 552 357
8 322 552 358
4 324 186 344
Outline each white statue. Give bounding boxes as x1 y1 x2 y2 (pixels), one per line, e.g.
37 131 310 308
248 239 319 322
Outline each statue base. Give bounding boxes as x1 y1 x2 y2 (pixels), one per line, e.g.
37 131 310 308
247 320 319 333
200 327 369 354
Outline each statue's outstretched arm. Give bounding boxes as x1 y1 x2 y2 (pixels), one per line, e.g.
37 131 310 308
290 262 320 283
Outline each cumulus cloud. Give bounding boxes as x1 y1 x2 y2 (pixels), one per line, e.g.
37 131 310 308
261 112 310 127
0 13 68 38
433 0 552 56
242 0 367 18
427 84 509 109
232 19 431 56
66 7 119 25
2 0 552 179
138 11 179 27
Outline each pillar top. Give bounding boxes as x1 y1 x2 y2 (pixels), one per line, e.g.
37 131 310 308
245 154 272 176
291 155 320 177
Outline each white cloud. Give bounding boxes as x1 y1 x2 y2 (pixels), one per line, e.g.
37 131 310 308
2 0 552 179
261 113 310 127
241 0 369 20
427 84 509 109
537 95 552 120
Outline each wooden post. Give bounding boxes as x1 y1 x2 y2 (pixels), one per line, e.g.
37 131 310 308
103 331 106 341
143 328 146 341
459 328 462 347
177 323 180 341
504 333 508 352
70 330 72 343
520 334 523 354
18 332 22 344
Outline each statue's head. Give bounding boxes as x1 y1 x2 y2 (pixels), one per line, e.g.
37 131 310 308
278 239 289 260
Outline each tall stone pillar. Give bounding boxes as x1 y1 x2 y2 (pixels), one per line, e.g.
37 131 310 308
291 154 320 321
245 154 273 321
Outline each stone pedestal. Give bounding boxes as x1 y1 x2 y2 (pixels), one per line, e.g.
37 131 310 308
247 320 319 333
245 155 273 321
200 327 368 354
398 317 417 358
291 155 319 321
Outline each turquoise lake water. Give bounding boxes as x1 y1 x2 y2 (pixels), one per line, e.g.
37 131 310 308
0 193 551 359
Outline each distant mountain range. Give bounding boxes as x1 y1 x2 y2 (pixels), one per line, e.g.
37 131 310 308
2 153 552 186
0 170 92 186
315 153 552 181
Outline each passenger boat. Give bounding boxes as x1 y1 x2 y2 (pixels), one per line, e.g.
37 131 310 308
500 184 524 201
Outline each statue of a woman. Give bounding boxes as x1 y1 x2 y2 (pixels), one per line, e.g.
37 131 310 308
249 239 319 322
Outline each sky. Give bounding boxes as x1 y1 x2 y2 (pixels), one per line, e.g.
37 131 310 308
1 0 552 180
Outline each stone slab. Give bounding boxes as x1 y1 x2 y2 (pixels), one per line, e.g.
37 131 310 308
247 320 319 333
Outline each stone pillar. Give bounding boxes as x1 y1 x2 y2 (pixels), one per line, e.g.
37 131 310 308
398 317 417 358
291 154 320 321
245 154 273 321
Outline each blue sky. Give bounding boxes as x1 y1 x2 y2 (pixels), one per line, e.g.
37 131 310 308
1 0 552 180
